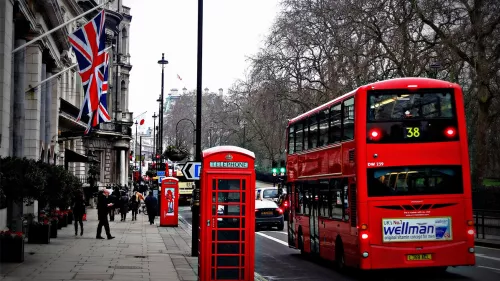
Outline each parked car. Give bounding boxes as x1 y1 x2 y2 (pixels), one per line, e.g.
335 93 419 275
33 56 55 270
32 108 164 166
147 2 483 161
255 199 284 231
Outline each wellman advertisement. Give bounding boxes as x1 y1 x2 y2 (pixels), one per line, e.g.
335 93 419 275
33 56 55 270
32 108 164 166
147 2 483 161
382 217 453 243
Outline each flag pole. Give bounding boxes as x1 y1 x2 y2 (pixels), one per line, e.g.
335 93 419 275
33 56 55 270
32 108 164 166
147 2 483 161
25 46 113 93
12 0 114 54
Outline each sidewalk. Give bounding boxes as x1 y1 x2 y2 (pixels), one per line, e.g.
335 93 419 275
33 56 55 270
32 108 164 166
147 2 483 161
0 209 197 281
476 234 500 249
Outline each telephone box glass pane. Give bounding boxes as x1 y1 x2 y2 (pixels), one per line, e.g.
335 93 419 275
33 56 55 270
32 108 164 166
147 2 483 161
217 218 240 228
212 179 217 190
218 192 241 203
218 179 241 190
218 205 240 216
213 242 240 254
216 269 239 280
217 230 240 241
242 180 246 190
217 256 240 267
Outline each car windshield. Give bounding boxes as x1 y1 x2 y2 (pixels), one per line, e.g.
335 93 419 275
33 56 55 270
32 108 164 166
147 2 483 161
263 189 278 199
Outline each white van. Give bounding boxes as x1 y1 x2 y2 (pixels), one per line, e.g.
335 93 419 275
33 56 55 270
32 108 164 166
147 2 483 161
256 187 280 203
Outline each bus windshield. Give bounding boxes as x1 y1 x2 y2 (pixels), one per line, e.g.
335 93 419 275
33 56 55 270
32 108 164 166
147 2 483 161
368 90 455 121
367 165 463 197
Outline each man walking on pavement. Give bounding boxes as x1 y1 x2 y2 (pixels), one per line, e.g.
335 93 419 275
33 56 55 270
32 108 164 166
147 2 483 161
96 190 115 240
145 191 158 225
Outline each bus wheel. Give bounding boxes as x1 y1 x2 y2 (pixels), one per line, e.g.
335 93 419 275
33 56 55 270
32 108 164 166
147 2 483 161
335 240 346 272
298 232 305 255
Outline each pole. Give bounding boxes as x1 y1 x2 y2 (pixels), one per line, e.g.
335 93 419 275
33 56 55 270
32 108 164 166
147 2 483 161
139 136 143 178
25 46 113 93
12 0 111 54
152 112 157 168
114 0 121 121
192 0 203 257
134 121 138 172
157 54 168 218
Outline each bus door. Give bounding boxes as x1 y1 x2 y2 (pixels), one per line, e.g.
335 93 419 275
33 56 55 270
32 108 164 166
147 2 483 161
308 182 320 255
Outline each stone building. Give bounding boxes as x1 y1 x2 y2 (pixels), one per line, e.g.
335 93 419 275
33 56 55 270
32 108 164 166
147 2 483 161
0 0 133 229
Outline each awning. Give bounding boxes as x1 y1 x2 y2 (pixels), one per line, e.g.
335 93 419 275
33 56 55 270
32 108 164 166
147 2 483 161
64 148 99 170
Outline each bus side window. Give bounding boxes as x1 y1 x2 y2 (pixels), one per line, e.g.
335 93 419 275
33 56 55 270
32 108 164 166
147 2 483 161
318 109 329 147
330 179 343 220
303 184 311 215
288 125 295 154
329 104 342 143
318 181 329 217
295 122 304 152
343 98 355 140
309 114 319 149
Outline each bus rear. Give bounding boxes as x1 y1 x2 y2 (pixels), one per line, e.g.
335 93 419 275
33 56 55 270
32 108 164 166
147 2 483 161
356 78 475 270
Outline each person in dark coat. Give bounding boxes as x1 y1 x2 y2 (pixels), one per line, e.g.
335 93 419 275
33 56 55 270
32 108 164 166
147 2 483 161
72 190 86 236
144 191 158 225
110 186 120 221
96 190 115 240
129 191 140 221
120 190 129 221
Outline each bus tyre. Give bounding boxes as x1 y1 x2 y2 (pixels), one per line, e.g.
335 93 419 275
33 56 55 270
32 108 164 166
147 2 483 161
335 240 346 272
298 232 305 255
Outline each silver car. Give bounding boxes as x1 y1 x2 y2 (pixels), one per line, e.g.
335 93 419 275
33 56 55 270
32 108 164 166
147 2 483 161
255 199 284 231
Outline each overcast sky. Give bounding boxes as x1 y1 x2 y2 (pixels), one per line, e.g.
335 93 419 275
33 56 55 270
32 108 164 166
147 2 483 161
123 0 280 130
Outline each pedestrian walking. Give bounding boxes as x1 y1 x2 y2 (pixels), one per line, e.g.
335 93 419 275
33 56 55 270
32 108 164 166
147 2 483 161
96 190 115 240
120 190 129 221
110 186 120 221
145 191 158 225
72 190 86 236
129 191 142 221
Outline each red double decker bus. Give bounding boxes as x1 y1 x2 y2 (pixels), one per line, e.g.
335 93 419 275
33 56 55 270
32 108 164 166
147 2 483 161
285 77 475 270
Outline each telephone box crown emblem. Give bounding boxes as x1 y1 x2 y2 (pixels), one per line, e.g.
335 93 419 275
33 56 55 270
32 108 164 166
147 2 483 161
225 154 233 160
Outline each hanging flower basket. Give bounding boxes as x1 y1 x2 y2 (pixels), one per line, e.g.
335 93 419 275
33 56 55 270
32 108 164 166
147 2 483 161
164 146 189 162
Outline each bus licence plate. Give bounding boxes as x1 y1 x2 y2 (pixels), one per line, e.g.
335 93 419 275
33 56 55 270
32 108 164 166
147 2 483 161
407 254 432 261
261 211 273 216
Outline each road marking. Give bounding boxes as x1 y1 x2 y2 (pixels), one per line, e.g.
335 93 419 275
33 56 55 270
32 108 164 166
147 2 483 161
256 232 289 246
477 265 500 272
477 246 500 251
262 231 287 235
475 253 500 262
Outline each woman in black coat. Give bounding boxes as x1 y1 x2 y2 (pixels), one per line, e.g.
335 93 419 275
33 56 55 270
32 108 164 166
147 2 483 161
72 190 86 236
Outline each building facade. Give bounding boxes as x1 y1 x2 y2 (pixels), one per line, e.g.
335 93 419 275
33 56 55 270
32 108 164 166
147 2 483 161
0 0 133 230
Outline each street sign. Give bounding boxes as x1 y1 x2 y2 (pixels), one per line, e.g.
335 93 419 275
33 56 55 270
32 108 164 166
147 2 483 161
158 176 165 183
157 171 165 177
182 161 202 180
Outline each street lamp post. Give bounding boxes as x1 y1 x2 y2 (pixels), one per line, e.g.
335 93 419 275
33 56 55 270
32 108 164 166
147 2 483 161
192 0 204 257
157 54 169 161
175 118 196 147
139 136 143 180
152 112 157 166
134 120 138 172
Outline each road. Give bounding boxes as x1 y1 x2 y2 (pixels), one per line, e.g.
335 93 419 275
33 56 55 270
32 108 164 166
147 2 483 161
178 180 500 280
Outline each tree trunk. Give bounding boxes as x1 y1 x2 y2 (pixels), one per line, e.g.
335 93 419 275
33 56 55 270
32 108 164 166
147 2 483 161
473 97 491 188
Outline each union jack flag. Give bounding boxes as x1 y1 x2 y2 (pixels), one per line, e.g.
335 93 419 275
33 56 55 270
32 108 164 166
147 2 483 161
68 10 110 134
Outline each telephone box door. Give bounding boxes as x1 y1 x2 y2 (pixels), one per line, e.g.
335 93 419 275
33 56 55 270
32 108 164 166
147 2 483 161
203 175 254 280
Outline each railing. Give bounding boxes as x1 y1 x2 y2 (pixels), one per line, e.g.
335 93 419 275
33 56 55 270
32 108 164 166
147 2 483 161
473 209 500 239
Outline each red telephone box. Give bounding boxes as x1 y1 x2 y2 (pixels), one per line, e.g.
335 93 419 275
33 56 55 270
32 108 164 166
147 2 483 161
199 146 256 281
160 177 179 227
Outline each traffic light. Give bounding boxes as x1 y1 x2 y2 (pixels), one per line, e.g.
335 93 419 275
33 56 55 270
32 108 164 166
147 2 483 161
280 167 285 173
272 168 277 173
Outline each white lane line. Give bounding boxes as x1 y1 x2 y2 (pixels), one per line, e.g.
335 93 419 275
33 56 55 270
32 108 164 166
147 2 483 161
477 246 500 251
256 232 289 246
475 253 500 262
262 231 288 235
477 265 500 272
